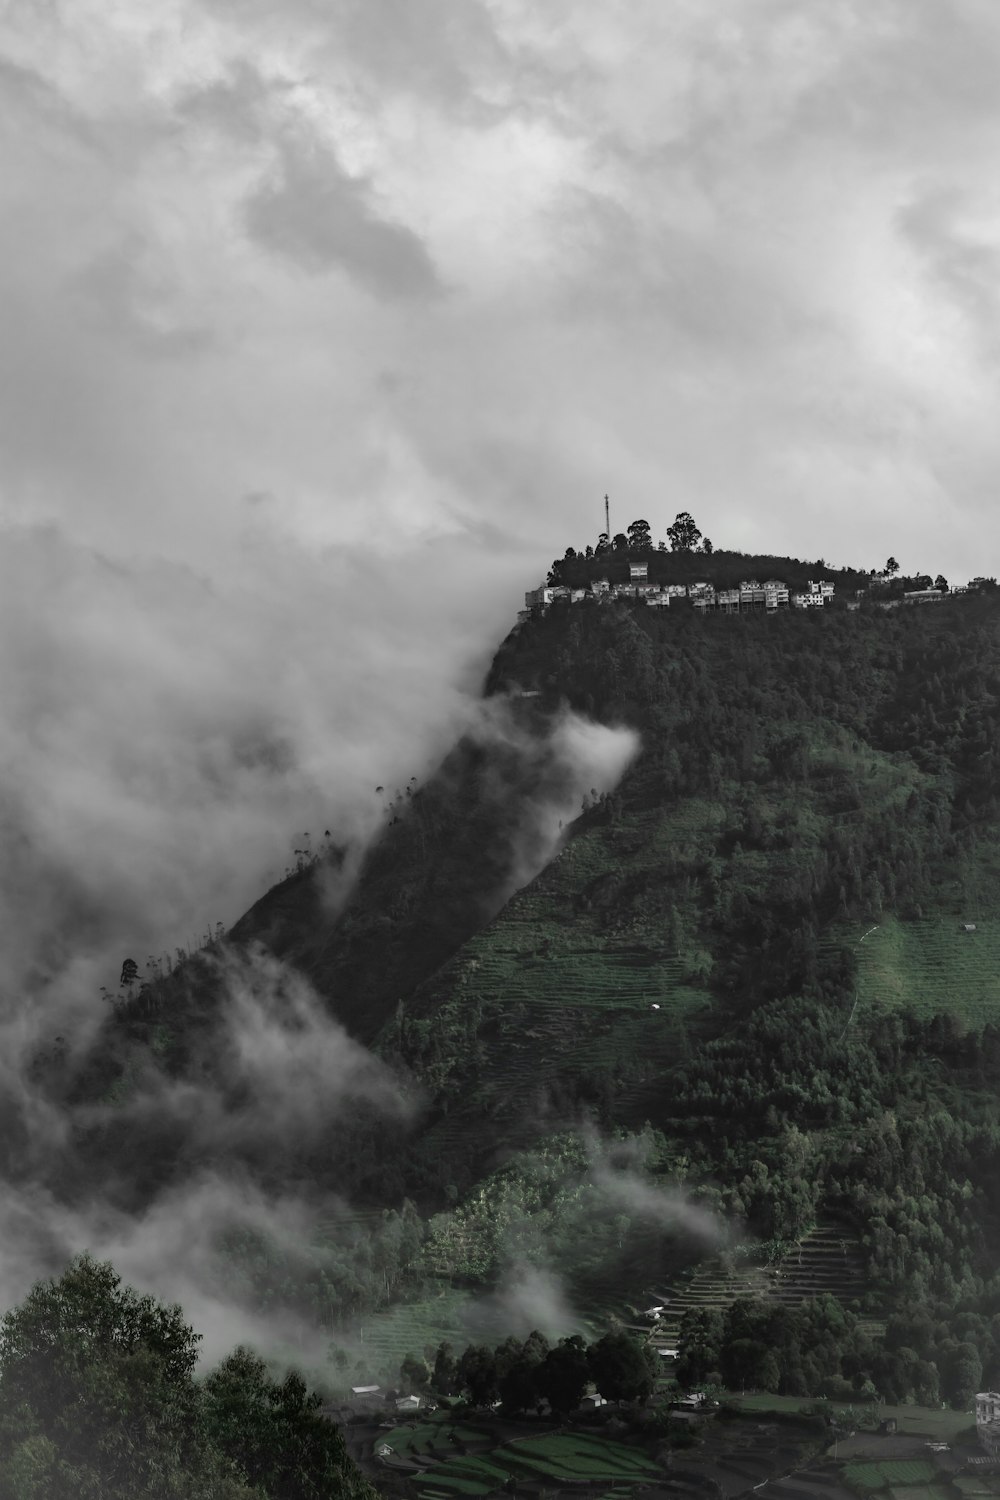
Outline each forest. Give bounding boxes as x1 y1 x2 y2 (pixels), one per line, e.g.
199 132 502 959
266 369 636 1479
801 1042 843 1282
16 554 1000 1423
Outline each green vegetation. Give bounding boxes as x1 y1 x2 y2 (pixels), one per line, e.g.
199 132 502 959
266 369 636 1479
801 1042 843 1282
0 1255 374 1500
856 913 1000 1027
844 1459 936 1490
40 561 1000 1421
414 1431 659 1497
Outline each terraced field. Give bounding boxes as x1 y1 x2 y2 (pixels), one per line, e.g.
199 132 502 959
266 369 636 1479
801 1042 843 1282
853 915 1000 1027
345 1291 471 1387
641 1221 870 1355
409 1428 660 1498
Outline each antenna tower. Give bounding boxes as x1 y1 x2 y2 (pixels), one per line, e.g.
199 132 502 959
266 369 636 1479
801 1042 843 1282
604 493 610 540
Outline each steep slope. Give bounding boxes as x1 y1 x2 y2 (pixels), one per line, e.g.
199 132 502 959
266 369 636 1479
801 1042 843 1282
36 578 1000 1379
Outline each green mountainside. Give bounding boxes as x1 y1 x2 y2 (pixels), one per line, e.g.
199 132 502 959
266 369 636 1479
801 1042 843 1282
38 565 1000 1405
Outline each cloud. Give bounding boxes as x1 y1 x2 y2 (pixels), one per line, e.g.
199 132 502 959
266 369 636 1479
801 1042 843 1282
464 698 640 902
245 138 445 298
468 1263 587 1343
0 943 418 1370
3 0 1000 1371
586 1131 727 1247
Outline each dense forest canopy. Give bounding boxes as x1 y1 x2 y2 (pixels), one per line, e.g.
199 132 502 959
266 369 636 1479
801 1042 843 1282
11 554 1000 1438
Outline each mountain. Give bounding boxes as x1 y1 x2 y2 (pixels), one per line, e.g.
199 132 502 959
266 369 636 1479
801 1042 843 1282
28 560 1000 1399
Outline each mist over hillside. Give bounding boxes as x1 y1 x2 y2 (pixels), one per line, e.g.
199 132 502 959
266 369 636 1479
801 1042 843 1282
4 569 1000 1417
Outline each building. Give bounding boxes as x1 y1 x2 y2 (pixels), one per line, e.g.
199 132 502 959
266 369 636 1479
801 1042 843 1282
739 579 766 608
977 1392 1000 1457
764 579 789 609
629 561 649 583
689 582 716 612
717 588 741 612
903 588 944 604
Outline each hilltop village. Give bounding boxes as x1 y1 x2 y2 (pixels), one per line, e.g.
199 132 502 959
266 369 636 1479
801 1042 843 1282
523 565 837 616
520 512 994 622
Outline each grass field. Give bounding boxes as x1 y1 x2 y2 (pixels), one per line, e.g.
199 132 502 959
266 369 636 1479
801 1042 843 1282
843 1459 937 1489
412 1430 659 1498
732 1395 973 1443
853 915 1000 1027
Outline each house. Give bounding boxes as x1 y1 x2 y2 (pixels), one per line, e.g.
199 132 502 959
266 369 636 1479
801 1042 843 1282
570 588 588 603
592 577 611 594
395 1394 422 1412
641 1305 665 1320
662 583 688 597
580 1393 608 1410
963 923 978 933
794 579 835 607
764 579 789 608
351 1385 381 1397
739 579 766 607
717 588 741 612
904 588 944 604
977 1392 1000 1457
646 592 671 607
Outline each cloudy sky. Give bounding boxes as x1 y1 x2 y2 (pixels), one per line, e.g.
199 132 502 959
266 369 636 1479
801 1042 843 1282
3 0 1000 1014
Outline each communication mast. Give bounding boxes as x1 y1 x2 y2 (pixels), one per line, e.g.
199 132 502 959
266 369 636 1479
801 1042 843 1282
604 493 610 540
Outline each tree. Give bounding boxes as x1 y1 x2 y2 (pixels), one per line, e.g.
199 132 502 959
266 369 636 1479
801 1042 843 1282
588 1332 657 1404
202 1347 375 1500
701 537 714 555
0 1255 250 1500
431 1341 458 1396
495 1338 545 1414
934 575 949 593
537 1337 590 1414
886 557 899 575
666 512 702 552
400 1351 431 1392
612 533 629 551
627 519 652 551
457 1345 499 1407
